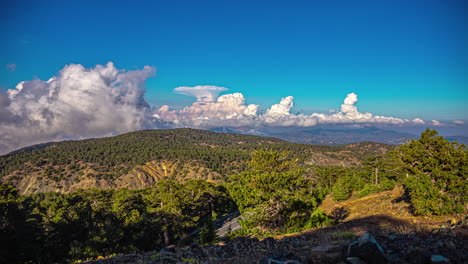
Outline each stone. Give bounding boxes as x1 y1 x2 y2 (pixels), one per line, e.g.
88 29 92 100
431 255 449 263
347 233 387 264
346 257 366 264
307 244 344 263
310 244 342 253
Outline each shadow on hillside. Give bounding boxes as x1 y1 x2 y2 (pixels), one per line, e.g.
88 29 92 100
277 214 467 264
329 206 350 223
82 214 467 264
289 214 468 250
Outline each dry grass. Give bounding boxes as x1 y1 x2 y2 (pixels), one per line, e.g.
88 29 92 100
319 186 464 230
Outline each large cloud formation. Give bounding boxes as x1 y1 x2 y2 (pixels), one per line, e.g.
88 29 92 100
154 87 426 128
0 62 155 154
1 67 434 155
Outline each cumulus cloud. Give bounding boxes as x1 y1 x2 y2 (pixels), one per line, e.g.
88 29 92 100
154 89 427 128
453 120 464 125
154 89 259 127
1 69 437 154
431 120 442 126
0 62 155 154
412 118 425 124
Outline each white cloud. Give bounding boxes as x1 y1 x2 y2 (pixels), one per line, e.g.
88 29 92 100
412 118 425 124
1 69 441 154
453 120 464 125
154 89 426 128
341 92 358 114
265 96 294 116
174 85 228 103
0 62 155 154
154 91 260 128
431 120 442 126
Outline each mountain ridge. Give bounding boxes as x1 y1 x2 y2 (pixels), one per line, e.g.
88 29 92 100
0 128 393 195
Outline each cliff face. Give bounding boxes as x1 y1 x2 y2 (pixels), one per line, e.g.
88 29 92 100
5 160 223 195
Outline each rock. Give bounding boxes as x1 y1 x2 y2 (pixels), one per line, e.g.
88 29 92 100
347 233 387 264
310 244 342 253
445 241 456 250
307 244 344 263
431 255 449 263
159 244 177 254
346 257 366 264
387 232 398 240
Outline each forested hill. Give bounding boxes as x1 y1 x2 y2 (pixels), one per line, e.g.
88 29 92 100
0 128 393 194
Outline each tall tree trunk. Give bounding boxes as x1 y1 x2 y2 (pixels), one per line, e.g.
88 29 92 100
375 167 379 185
163 228 170 246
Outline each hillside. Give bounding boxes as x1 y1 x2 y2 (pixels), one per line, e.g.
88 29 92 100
82 186 468 264
0 128 393 194
1 129 465 264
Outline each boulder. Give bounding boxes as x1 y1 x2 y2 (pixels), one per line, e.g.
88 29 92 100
347 233 387 264
430 255 450 263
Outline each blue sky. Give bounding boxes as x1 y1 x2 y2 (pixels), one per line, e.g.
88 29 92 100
1 0 467 120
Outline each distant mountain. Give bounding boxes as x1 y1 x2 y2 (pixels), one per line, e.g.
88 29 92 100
210 126 418 145
0 128 393 194
446 135 468 145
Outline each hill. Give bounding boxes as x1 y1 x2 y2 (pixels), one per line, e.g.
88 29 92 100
0 128 393 194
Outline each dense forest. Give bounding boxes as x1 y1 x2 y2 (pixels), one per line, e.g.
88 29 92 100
0 129 466 263
0 128 392 194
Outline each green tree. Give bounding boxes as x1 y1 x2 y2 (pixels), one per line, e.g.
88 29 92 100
228 151 331 236
395 129 467 215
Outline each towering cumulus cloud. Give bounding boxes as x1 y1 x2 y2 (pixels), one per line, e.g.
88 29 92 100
154 88 426 128
0 62 155 154
154 87 259 127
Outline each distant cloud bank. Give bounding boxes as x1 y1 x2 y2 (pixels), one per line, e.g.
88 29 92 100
0 62 453 155
153 86 428 128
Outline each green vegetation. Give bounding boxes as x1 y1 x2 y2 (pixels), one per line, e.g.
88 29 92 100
0 128 465 263
228 150 333 236
326 129 467 216
0 180 235 263
0 128 392 193
397 129 467 215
